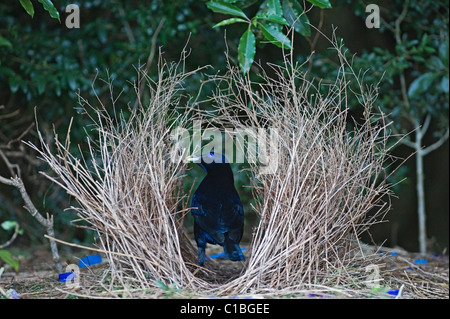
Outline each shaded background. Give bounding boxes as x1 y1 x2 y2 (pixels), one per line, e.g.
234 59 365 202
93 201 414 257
0 0 448 256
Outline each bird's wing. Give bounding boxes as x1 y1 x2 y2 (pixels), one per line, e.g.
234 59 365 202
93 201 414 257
191 193 225 244
227 202 244 243
233 201 244 216
191 193 206 216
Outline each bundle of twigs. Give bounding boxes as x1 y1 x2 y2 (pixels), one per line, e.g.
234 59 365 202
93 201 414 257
208 48 395 295
29 56 206 292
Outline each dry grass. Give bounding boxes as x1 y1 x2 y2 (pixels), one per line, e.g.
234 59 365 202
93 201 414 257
25 42 448 298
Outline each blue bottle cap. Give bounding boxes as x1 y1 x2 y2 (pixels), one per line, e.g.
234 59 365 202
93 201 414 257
59 271 76 283
78 254 102 268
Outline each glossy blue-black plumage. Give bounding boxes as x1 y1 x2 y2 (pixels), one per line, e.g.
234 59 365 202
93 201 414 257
190 153 245 267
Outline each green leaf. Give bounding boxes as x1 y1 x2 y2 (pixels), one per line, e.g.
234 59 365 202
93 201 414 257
256 1 282 32
282 0 311 36
213 18 247 28
155 280 169 290
37 0 60 22
440 74 449 94
37 77 46 95
255 14 289 26
238 28 256 74
225 0 257 8
306 0 332 9
266 0 283 16
68 76 77 90
0 35 12 48
0 250 19 272
20 0 35 18
439 40 449 67
8 76 20 93
259 22 292 49
1 221 18 231
408 72 439 97
206 1 248 19
428 56 445 72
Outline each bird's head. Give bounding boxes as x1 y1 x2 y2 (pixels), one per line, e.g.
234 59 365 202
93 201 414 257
187 152 230 174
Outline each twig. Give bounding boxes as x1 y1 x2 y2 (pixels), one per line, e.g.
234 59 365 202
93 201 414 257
0 109 19 120
0 149 21 178
0 175 62 273
6 122 35 148
422 127 449 156
133 17 166 109
0 223 21 249
115 0 135 44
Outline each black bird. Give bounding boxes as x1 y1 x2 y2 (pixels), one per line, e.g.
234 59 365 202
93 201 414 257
189 152 245 267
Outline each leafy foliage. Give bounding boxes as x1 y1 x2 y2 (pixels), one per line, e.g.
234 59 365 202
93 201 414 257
0 249 19 272
206 0 332 73
19 0 60 21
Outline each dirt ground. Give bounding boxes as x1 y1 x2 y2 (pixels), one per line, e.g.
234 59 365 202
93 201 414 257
1 244 448 299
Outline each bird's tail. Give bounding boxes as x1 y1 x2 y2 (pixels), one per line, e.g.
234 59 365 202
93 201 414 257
223 236 245 262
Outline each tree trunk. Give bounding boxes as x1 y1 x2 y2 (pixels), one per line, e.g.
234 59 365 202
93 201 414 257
415 128 427 255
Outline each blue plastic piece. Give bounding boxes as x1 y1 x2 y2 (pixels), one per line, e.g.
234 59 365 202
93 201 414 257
391 251 398 256
208 252 224 260
414 258 428 264
78 254 102 268
59 271 76 283
387 289 402 297
6 288 21 299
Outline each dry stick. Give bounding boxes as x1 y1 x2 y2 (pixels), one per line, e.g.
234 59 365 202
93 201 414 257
7 122 35 149
0 149 21 178
0 175 62 273
0 223 20 249
133 17 166 110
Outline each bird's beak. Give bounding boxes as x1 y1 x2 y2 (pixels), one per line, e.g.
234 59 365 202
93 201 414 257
186 155 201 163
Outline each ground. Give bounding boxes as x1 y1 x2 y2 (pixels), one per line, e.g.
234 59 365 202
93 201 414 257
0 244 448 299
